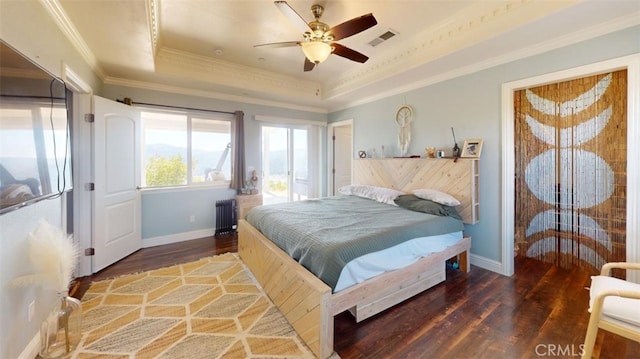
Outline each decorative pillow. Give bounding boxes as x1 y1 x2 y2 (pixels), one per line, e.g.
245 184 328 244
413 189 461 206
394 195 462 220
338 184 404 206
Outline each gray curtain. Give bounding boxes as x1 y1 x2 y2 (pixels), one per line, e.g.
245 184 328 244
230 111 245 193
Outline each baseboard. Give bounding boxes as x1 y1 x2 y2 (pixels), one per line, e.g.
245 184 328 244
470 254 508 276
142 228 216 248
18 333 39 359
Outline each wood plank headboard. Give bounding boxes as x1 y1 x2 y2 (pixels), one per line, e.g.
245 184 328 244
352 158 479 224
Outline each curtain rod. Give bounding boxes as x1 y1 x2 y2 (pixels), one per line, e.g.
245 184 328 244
117 98 236 115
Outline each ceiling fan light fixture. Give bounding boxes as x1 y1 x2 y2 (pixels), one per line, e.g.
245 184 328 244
301 41 332 64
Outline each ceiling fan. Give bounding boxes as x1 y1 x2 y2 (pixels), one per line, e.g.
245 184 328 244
254 1 377 72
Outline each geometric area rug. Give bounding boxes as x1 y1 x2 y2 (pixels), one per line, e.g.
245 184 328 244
71 253 330 358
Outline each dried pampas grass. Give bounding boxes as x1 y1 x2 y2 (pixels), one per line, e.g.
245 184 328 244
11 220 80 294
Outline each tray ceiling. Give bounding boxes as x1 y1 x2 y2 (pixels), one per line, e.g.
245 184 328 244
50 0 639 112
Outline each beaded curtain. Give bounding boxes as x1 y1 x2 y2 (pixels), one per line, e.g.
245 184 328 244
514 70 627 273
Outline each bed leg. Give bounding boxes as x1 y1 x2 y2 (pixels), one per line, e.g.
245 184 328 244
459 251 470 272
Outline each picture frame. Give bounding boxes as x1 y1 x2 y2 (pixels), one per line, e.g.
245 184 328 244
461 139 483 158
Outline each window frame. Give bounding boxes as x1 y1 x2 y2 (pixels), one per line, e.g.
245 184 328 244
139 107 233 190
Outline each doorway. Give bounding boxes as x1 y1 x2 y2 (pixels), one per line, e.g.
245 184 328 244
501 54 640 280
328 119 353 196
514 71 627 273
72 94 142 275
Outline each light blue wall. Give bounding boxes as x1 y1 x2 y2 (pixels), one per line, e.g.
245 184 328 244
328 26 640 262
102 85 328 240
0 1 102 358
140 188 236 238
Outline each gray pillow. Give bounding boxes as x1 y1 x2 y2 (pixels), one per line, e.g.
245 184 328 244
394 195 462 220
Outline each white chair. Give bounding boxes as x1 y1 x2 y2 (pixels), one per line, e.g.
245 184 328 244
582 262 640 358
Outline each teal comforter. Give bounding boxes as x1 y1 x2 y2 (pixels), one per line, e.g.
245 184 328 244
245 195 464 291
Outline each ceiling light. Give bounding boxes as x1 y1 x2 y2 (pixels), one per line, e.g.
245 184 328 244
301 41 332 64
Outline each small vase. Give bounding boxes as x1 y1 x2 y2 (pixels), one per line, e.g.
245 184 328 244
39 296 82 358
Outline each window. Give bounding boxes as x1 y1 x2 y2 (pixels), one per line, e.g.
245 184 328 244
141 109 231 188
262 126 309 204
259 120 323 204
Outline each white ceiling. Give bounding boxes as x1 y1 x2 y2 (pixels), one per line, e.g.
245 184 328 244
53 0 639 112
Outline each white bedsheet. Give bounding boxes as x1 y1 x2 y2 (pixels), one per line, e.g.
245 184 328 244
333 231 464 292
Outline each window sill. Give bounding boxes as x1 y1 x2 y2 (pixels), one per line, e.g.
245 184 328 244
141 183 232 194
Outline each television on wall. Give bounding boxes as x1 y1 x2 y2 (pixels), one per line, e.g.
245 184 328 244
0 40 72 214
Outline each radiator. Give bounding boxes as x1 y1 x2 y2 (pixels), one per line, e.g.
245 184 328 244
215 199 237 236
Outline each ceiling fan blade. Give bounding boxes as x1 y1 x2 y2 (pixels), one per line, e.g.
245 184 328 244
304 57 315 72
254 41 300 48
275 1 312 33
328 13 377 41
332 43 369 63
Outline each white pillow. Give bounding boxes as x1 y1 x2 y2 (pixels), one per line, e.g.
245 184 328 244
413 189 461 206
589 275 640 327
338 184 404 206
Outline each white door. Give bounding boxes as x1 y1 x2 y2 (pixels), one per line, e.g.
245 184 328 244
92 96 141 272
332 124 352 195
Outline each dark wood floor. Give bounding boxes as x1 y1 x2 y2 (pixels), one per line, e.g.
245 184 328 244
75 234 640 359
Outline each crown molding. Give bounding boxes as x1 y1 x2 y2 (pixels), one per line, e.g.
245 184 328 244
62 62 93 93
323 0 576 99
328 11 640 112
39 0 638 115
155 47 323 102
103 76 327 114
146 0 159 57
39 0 105 80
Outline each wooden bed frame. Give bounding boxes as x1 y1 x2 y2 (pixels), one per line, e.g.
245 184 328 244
238 158 479 358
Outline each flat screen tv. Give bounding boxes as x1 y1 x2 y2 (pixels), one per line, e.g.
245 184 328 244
0 41 72 214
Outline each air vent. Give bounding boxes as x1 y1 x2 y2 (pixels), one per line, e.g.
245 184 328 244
368 29 399 47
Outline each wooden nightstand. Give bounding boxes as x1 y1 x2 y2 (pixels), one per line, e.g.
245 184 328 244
236 193 263 219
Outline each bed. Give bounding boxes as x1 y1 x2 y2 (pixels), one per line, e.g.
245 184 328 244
238 158 479 358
